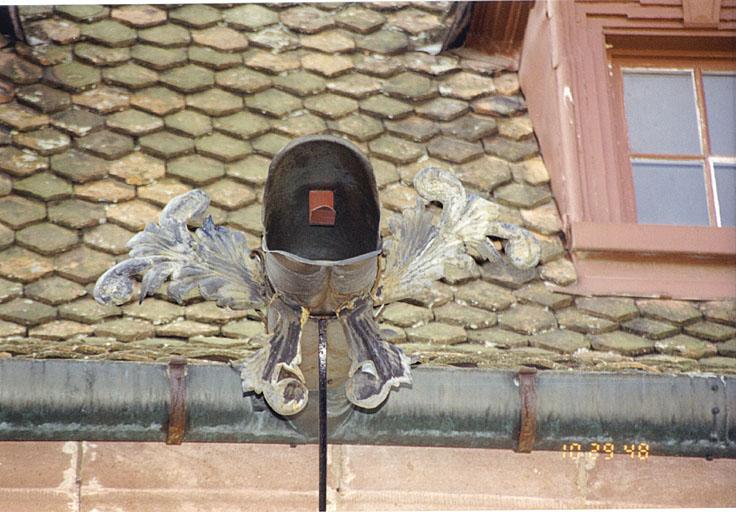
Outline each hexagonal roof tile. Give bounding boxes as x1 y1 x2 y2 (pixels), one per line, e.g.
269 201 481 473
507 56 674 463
165 109 212 138
192 26 249 52
188 46 242 71
304 93 358 119
56 245 117 284
58 297 121 324
16 84 71 114
0 195 46 229
301 29 355 53
56 5 109 23
248 27 301 52
245 89 301 118
83 222 134 255
48 199 105 229
74 43 131 67
111 5 167 28
301 53 353 77
108 151 165 186
203 179 256 210
186 88 243 117
273 71 326 97
167 154 225 186
138 178 191 207
170 4 222 29
44 62 101 92
244 49 301 74
280 6 335 34
139 131 194 159
0 147 48 177
360 95 412 119
273 112 326 138
251 132 290 157
226 155 270 187
105 199 160 231
356 30 408 54
402 51 459 76
25 18 81 46
0 297 56 325
416 97 469 122
0 53 43 85
131 45 188 71
455 155 511 193
223 4 279 31
335 6 386 34
0 246 53 283
216 68 272 94
16 221 78 255
50 149 109 184
106 108 164 136
327 113 383 142
81 20 137 48
195 133 251 162
384 71 437 101
130 86 185 116
439 72 495 100
76 129 134 160
25 275 87 305
0 102 50 131
14 171 72 201
138 24 192 48
160 64 214 93
75 179 135 204
211 111 268 141
51 108 104 137
326 73 382 99
369 135 424 165
103 63 158 89
72 86 130 114
385 116 439 142
13 127 70 156
442 114 498 142
483 136 539 162
226 203 263 235
388 7 443 35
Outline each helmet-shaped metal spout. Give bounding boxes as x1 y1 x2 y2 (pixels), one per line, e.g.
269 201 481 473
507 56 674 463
263 135 381 265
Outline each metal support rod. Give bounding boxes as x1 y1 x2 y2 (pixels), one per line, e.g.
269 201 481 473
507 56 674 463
318 318 328 512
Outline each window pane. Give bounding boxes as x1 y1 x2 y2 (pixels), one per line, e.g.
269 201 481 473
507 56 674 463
703 73 736 157
623 71 701 155
714 163 736 227
632 160 709 225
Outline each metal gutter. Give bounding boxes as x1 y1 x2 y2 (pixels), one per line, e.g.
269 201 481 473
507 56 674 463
0 359 733 458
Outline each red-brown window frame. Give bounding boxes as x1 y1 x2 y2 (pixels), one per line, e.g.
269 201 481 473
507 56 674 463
609 52 736 228
519 1 736 300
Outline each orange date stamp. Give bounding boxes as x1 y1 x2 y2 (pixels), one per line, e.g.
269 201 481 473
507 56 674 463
561 442 650 461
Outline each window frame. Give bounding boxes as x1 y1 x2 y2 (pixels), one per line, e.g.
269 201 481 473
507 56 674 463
610 54 736 228
519 1 736 300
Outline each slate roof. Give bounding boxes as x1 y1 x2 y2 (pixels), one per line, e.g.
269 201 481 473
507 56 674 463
0 3 734 374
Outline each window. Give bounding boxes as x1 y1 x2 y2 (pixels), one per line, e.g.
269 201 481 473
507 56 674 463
617 64 736 227
518 0 736 299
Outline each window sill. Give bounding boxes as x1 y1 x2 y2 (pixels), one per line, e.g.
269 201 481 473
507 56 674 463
558 222 736 300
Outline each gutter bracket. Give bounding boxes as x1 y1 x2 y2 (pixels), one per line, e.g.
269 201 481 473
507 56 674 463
515 366 538 453
166 356 188 445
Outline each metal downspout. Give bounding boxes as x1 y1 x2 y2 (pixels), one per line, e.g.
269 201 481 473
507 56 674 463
0 360 733 458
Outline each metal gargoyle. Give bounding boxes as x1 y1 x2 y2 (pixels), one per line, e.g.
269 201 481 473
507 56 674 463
94 136 540 417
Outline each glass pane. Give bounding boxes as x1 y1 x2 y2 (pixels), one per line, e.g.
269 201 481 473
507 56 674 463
714 163 736 227
632 159 709 226
623 70 701 155
703 73 736 157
